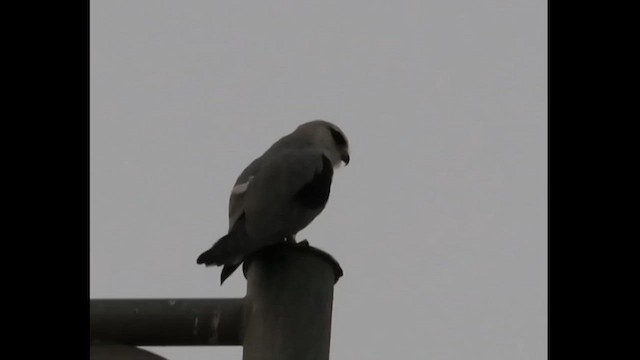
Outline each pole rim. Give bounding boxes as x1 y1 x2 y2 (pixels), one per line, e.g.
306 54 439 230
242 242 343 283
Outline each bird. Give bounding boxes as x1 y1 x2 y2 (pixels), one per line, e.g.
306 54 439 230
197 120 350 284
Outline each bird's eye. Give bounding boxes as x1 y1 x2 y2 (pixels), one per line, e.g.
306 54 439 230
329 128 347 147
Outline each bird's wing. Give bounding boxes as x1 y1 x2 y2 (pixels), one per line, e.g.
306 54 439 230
228 157 262 232
241 148 330 242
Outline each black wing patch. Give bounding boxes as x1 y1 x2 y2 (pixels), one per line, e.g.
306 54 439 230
293 155 333 210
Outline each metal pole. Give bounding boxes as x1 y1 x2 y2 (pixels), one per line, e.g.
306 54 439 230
90 298 244 346
242 244 343 360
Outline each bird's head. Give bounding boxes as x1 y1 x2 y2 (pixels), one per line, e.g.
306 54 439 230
296 120 350 168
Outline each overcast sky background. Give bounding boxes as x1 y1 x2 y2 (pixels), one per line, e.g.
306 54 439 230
90 1 547 359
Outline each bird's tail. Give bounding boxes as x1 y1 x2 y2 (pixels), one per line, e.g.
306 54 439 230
220 263 242 285
197 213 283 284
197 215 258 284
196 234 245 285
196 233 240 266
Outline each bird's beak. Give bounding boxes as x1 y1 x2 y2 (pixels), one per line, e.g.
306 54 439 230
341 153 350 166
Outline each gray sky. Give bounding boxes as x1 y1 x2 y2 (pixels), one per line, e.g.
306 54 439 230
90 1 547 359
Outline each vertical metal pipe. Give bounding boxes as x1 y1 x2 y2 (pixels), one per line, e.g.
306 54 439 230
242 244 343 360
